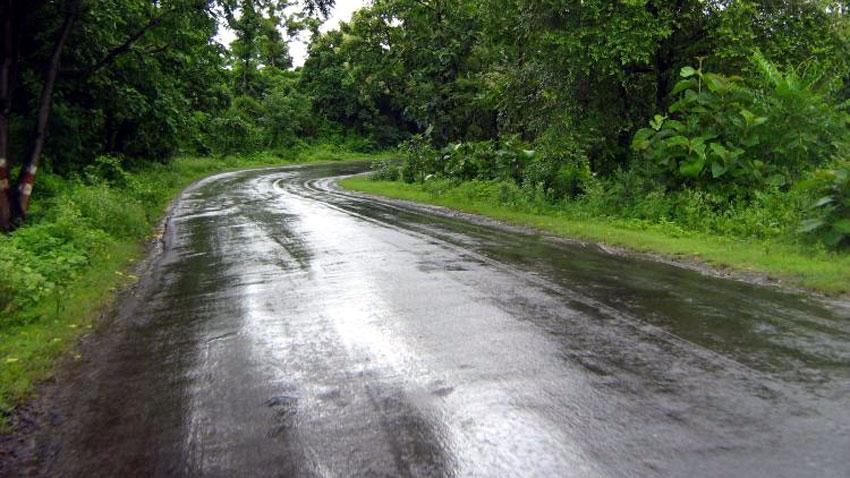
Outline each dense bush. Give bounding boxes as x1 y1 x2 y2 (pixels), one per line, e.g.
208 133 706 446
205 95 267 154
800 162 850 248
0 156 157 322
371 159 401 181
384 54 847 247
572 173 807 241
633 55 849 196
439 138 533 183
397 135 535 184
0 192 111 322
399 134 441 183
522 130 592 201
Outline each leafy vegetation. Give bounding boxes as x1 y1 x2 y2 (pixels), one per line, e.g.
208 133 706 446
634 55 847 194
0 0 336 230
317 1 850 258
800 161 850 248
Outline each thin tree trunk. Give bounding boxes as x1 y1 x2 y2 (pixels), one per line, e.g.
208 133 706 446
0 0 14 231
13 0 79 220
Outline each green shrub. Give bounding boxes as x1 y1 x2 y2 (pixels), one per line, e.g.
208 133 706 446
492 136 535 183
371 159 401 181
0 216 93 322
206 96 267 154
437 138 532 182
73 184 149 240
441 141 492 180
574 166 663 219
522 128 593 201
0 165 152 321
633 54 849 195
522 155 590 201
84 155 131 187
0 238 50 319
799 162 850 248
397 133 536 185
751 52 849 177
400 134 439 183
719 187 807 239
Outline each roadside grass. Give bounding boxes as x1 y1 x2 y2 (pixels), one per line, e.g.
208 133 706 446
339 176 850 296
0 146 388 427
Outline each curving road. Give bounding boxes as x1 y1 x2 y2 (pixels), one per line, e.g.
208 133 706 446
16 161 850 476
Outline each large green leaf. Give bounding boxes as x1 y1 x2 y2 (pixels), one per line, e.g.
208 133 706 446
679 157 705 177
680 66 697 78
702 73 729 94
709 142 728 159
664 135 690 149
665 120 686 132
670 79 697 96
631 128 654 151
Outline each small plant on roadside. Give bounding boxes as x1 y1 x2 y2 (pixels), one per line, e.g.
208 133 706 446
370 159 400 181
83 155 131 187
400 134 439 183
799 162 850 248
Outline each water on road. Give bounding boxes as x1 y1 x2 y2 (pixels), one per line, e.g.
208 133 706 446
17 162 850 477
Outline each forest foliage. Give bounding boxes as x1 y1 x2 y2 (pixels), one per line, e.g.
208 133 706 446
2 0 850 317
4 1 850 241
0 0 337 230
301 0 850 250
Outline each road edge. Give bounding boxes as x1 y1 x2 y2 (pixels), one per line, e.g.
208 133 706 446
334 175 850 306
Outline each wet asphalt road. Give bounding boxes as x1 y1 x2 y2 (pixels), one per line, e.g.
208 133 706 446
22 161 850 476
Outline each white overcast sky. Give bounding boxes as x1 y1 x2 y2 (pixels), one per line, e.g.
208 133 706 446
217 0 370 68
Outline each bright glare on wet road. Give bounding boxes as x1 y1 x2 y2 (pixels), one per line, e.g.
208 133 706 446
21 162 850 477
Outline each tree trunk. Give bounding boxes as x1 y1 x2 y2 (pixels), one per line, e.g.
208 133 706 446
0 0 14 231
12 0 79 221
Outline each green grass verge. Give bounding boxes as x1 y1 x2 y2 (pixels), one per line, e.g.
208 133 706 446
0 147 389 427
339 177 850 296
0 243 139 420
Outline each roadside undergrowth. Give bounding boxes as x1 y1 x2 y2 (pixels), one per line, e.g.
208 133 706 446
339 176 850 296
0 146 391 427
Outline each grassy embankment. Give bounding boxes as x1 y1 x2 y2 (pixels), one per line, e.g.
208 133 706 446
339 176 850 296
0 145 391 426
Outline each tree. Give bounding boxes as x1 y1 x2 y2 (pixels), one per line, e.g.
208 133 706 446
0 0 335 231
1 0 83 230
301 0 496 146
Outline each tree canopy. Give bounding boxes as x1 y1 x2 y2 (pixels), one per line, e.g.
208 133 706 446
2 0 850 238
0 0 334 230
